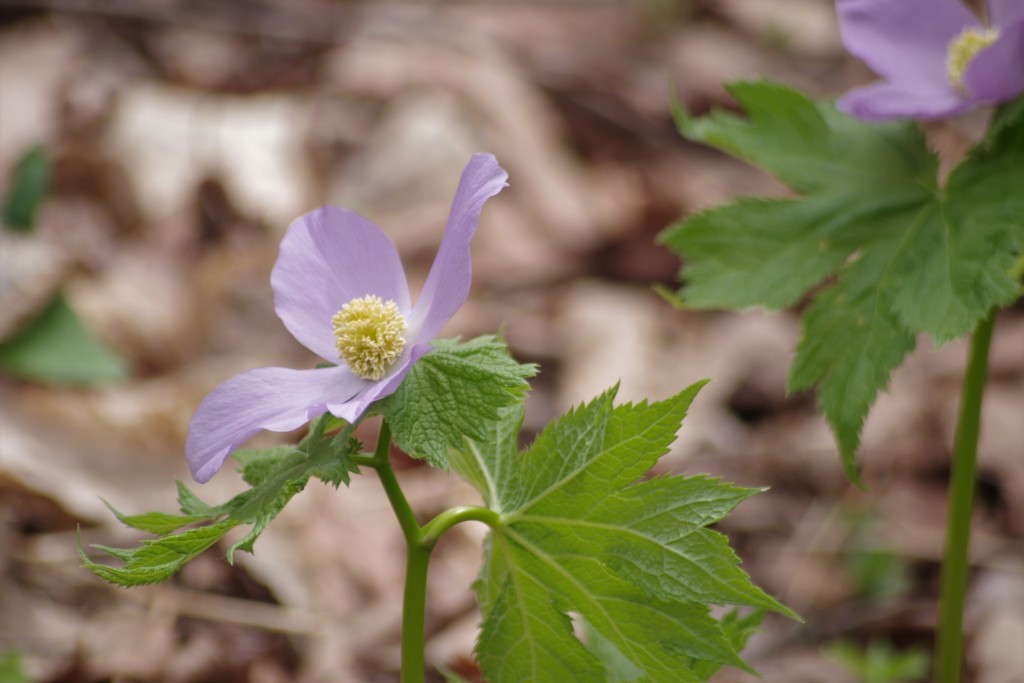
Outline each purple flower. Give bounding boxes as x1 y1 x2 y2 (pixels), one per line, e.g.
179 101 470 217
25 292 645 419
837 0 1024 121
186 154 508 483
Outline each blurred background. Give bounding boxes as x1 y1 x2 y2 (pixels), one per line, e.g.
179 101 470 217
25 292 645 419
1 1 1022 681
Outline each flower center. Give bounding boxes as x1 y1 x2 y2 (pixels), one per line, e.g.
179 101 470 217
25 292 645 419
946 27 999 93
332 295 407 380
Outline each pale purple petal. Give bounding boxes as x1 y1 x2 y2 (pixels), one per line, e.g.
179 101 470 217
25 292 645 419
838 81 972 121
989 0 1024 26
272 207 412 364
407 154 508 342
964 20 1024 101
186 365 364 483
837 0 978 86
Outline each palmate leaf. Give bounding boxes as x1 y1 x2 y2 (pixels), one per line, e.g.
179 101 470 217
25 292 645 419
81 422 360 586
660 82 1024 482
452 383 793 682
380 335 536 469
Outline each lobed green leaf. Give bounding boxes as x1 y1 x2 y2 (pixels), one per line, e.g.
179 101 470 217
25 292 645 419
459 385 792 682
661 81 1024 480
379 335 536 469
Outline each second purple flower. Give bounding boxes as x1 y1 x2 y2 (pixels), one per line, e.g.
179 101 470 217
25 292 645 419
837 0 1024 121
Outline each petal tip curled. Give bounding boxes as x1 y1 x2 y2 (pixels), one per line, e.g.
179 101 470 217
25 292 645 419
408 153 509 342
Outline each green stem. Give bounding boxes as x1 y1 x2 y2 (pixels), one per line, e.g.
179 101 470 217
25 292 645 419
350 453 379 468
402 542 431 683
372 421 429 683
935 310 996 683
421 505 501 547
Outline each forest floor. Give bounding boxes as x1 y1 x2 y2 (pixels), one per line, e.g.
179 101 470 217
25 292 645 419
1 1 1022 681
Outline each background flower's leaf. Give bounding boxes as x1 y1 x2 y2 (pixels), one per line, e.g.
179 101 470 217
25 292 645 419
0 293 129 386
2 144 49 233
457 384 792 682
660 80 1024 481
787 250 917 484
83 434 361 584
379 335 536 469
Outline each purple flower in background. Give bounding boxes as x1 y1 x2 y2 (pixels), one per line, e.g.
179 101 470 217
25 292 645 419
186 154 508 483
837 0 1024 121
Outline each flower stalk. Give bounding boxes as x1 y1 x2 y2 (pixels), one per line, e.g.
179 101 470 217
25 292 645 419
371 422 501 682
371 422 429 683
936 309 995 683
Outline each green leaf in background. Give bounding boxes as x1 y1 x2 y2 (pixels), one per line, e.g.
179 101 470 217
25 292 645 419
82 430 361 586
0 293 129 386
0 651 31 683
2 145 49 233
379 335 536 469
827 640 928 683
659 81 1024 482
452 383 794 682
689 609 764 681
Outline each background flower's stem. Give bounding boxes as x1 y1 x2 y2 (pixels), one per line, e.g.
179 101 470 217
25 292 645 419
935 310 995 683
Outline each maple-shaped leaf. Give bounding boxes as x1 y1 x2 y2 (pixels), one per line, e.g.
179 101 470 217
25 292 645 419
660 83 1024 482
451 383 794 682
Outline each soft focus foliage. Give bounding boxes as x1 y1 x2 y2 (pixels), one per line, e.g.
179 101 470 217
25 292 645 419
662 82 1024 481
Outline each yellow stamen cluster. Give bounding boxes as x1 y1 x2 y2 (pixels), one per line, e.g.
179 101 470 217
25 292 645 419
947 27 999 93
332 295 407 380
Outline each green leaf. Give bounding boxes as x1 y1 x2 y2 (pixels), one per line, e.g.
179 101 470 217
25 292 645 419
0 293 129 385
176 480 228 517
828 640 928 683
660 81 1024 480
689 609 764 681
2 144 49 232
987 93 1024 140
84 435 362 585
379 335 536 469
78 521 240 586
0 650 31 683
102 499 211 535
458 385 792 682
226 436 359 560
577 613 645 683
787 250 917 484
